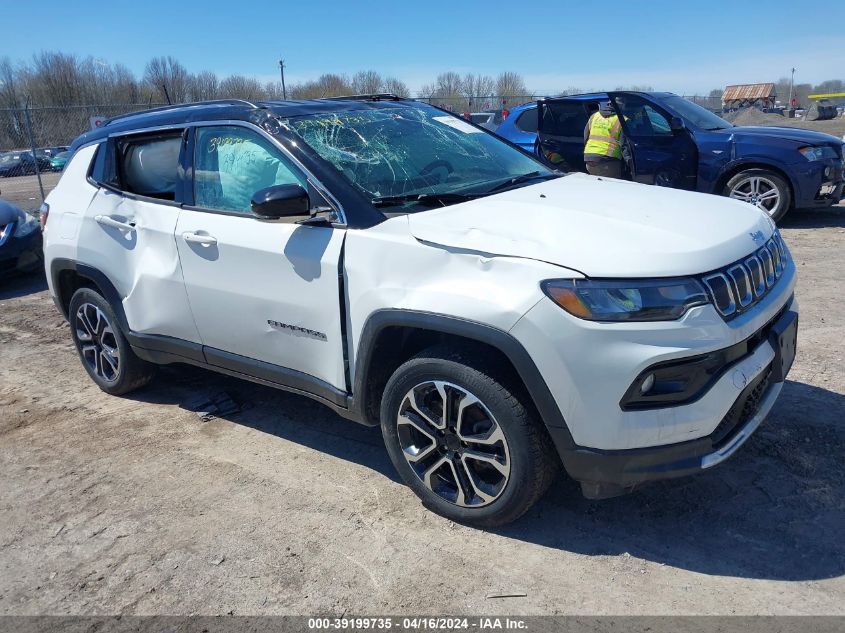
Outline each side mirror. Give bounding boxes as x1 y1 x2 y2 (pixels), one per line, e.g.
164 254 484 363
251 184 310 219
669 116 686 132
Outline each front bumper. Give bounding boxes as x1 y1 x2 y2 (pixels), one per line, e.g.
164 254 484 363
548 305 797 498
794 159 843 208
552 373 783 498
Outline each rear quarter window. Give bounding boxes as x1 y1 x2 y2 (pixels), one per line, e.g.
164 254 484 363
515 108 538 133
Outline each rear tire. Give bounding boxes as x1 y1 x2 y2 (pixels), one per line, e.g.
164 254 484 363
68 287 155 395
380 346 558 527
724 168 791 223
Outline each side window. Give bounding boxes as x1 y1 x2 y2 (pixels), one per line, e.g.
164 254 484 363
515 107 538 133
193 125 306 214
613 96 672 138
644 106 672 135
114 134 183 200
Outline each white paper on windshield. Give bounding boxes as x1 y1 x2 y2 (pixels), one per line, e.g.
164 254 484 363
433 116 484 134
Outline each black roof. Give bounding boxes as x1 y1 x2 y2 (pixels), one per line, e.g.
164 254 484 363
70 96 416 151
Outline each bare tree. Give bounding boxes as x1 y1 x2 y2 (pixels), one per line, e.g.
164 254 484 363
190 71 219 101
290 73 352 99
613 84 654 91
352 70 383 94
435 72 463 99
461 73 495 109
24 52 84 106
264 80 285 100
111 63 141 103
143 56 190 103
417 83 436 99
495 72 527 98
383 76 410 97
812 79 845 94
218 75 266 100
0 57 22 107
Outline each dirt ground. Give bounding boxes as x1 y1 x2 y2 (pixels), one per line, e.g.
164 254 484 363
723 108 845 138
0 171 844 616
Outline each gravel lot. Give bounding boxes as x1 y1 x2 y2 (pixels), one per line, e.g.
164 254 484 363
0 171 844 616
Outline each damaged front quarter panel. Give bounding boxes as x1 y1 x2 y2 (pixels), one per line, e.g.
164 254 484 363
343 215 583 377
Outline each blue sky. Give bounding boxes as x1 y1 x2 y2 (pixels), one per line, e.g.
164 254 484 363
3 0 844 94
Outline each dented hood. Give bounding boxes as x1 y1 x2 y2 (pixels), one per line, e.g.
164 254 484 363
406 173 774 278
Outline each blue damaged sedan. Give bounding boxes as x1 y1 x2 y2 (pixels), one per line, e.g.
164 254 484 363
532 91 844 222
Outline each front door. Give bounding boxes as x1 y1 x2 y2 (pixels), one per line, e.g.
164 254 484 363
175 124 348 392
609 92 698 190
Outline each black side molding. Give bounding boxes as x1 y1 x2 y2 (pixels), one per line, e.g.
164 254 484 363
204 347 348 408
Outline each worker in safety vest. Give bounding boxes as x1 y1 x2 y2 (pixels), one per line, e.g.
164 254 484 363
583 101 625 179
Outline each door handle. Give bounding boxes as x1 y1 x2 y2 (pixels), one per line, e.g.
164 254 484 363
182 231 218 246
95 215 136 232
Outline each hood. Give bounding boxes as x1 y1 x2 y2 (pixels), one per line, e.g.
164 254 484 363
406 174 774 278
726 125 843 146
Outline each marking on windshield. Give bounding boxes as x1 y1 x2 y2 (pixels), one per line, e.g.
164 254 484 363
433 116 484 134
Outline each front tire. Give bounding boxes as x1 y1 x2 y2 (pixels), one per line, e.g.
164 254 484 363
380 346 558 527
68 287 155 395
724 168 791 222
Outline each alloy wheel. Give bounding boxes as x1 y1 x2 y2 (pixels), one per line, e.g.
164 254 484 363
396 381 510 507
729 175 781 216
75 303 120 383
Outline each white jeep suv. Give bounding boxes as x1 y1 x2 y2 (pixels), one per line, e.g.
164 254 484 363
42 96 798 526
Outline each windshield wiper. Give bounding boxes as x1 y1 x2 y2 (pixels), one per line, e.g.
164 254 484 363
482 171 561 194
371 191 478 208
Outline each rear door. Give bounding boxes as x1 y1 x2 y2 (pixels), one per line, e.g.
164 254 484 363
536 98 596 171
78 131 201 344
175 123 348 392
609 92 698 190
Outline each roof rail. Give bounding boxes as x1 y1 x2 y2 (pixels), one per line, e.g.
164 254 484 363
324 93 405 102
103 99 259 125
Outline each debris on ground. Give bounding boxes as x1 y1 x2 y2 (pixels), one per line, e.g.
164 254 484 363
181 391 241 421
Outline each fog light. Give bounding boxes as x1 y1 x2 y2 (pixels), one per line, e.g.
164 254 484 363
824 166 832 179
640 373 655 395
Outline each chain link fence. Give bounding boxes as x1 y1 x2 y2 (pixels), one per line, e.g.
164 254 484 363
1 102 167 151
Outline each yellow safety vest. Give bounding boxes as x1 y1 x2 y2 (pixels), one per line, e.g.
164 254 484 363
585 112 623 159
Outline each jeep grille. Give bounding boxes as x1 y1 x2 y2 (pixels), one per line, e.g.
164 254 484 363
701 232 789 319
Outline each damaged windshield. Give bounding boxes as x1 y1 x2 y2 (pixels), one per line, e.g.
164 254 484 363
283 105 556 209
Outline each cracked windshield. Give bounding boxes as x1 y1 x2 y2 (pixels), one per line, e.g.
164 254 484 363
284 105 556 209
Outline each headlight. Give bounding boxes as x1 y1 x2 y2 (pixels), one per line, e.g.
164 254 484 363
798 146 837 161
14 213 40 237
542 278 710 322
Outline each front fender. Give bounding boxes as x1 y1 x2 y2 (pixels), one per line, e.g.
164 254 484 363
352 308 573 439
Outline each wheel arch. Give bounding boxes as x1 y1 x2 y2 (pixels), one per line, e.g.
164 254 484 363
50 258 129 331
351 310 574 447
714 160 797 205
